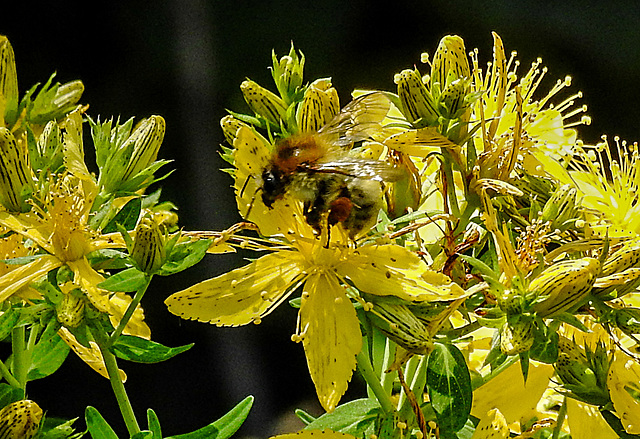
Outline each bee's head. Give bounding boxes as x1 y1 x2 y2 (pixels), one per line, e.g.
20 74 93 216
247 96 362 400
261 168 287 208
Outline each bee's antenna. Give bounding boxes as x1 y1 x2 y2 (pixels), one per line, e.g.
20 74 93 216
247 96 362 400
244 186 262 220
240 175 252 198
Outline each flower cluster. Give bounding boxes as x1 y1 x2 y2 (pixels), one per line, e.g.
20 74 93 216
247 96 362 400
0 35 253 438
166 35 640 438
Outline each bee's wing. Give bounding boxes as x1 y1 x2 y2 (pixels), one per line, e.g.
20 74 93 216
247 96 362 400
318 92 391 148
307 157 402 182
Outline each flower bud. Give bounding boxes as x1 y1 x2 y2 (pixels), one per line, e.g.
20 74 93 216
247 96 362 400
296 78 339 133
56 292 85 328
0 127 33 212
367 301 432 354
0 400 42 439
52 80 84 112
437 77 471 119
601 239 640 277
500 316 535 355
36 121 64 172
121 115 166 181
530 257 600 317
131 215 166 274
555 337 611 406
271 43 305 105
395 68 439 127
220 115 250 146
540 184 579 231
613 307 640 335
240 79 287 126
430 35 470 90
0 36 18 126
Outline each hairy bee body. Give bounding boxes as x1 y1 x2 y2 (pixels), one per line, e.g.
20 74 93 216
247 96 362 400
255 92 399 237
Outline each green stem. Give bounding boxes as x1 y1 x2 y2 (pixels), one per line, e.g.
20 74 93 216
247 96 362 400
356 350 394 414
11 326 27 391
552 396 567 439
98 336 141 436
0 358 21 388
380 338 396 395
471 354 519 391
440 150 461 219
397 355 419 411
109 276 151 346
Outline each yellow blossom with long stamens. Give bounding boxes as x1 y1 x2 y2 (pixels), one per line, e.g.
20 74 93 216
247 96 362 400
568 137 640 237
0 173 129 313
166 229 467 412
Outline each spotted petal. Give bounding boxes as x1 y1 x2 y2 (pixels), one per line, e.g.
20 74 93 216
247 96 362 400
165 250 304 326
300 273 362 412
337 244 466 301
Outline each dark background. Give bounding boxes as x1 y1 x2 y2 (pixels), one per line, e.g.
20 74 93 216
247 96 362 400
2 1 640 438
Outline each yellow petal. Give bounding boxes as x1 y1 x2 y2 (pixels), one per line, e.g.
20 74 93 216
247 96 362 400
337 244 467 301
0 255 61 302
0 210 53 253
271 430 356 439
58 327 127 382
165 251 304 326
607 349 640 434
108 292 151 340
233 127 315 237
300 273 362 412
67 258 111 313
566 398 618 439
471 360 554 425
470 408 509 439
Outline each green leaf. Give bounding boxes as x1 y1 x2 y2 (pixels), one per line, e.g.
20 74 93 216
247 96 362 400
131 433 154 439
294 409 316 426
0 383 24 407
103 197 142 233
426 342 472 434
147 409 162 439
85 406 119 439
166 395 254 439
28 321 70 380
98 267 148 292
112 335 193 363
39 416 83 439
304 398 380 435
530 322 559 363
157 239 211 276
0 307 20 341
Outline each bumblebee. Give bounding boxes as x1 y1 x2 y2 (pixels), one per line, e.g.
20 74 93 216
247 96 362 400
247 92 400 238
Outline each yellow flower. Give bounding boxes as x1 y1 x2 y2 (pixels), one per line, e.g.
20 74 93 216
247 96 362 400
471 32 589 179
471 360 554 428
607 349 640 434
0 173 127 313
166 233 466 412
569 137 640 237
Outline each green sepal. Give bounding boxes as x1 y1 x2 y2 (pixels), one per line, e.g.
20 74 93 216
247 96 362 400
102 197 142 233
156 239 212 276
426 342 472 433
112 335 193 364
165 395 254 439
85 406 119 439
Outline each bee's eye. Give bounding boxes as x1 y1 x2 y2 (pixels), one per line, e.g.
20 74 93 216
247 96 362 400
261 170 282 208
262 171 277 193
